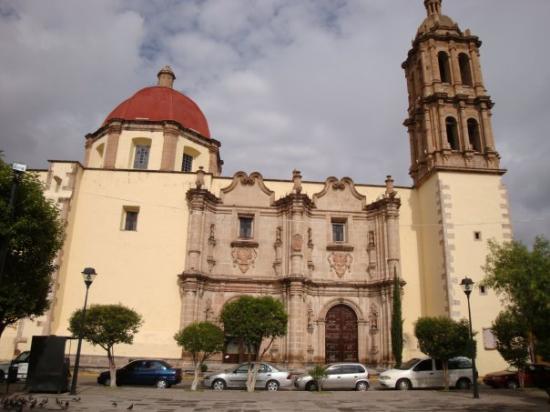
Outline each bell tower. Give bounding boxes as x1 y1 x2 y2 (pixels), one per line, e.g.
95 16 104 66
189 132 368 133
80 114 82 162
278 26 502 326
402 0 505 186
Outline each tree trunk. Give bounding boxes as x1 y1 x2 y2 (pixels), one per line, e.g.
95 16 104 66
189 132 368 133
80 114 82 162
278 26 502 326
443 360 450 391
107 348 117 388
528 331 536 364
246 362 259 392
191 364 200 391
518 369 526 389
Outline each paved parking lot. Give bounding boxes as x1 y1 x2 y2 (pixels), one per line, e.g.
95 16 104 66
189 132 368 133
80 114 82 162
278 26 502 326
2 376 548 412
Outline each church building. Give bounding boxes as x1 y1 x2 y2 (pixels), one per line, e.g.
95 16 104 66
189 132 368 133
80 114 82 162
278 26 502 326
0 0 511 374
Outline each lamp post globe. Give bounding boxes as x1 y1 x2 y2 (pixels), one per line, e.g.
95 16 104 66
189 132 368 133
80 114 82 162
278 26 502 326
70 267 97 395
460 276 480 399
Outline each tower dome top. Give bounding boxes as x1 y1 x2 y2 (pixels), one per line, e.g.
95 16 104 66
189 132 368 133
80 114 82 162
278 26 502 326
103 67 210 138
417 0 458 37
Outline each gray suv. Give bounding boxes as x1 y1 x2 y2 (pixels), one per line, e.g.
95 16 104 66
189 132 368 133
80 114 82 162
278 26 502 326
295 363 370 391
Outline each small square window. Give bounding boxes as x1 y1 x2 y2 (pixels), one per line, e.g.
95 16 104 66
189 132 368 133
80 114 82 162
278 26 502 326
182 153 193 172
239 216 253 239
123 208 139 231
332 219 346 243
474 231 482 241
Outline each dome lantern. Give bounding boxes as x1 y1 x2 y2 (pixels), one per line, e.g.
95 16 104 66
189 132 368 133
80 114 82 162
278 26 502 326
157 65 176 88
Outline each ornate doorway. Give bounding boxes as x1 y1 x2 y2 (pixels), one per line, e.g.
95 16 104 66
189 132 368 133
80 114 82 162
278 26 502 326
325 304 358 362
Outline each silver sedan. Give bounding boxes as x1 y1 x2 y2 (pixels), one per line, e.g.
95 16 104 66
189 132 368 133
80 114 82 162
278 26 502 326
203 362 294 391
295 363 370 391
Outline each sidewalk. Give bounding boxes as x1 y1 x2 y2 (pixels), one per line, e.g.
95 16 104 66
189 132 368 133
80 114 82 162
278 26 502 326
2 376 547 411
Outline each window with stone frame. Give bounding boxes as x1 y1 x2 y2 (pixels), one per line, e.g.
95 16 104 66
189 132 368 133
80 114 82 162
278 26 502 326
182 153 193 172
238 216 254 239
133 145 150 169
123 207 139 231
331 218 347 243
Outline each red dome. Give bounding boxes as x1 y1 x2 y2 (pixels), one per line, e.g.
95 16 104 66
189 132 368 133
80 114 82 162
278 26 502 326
103 86 210 138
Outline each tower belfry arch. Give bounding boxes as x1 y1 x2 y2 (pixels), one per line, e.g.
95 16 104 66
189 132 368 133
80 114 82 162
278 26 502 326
403 0 505 186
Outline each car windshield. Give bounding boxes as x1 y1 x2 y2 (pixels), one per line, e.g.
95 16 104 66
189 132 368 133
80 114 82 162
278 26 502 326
397 358 421 370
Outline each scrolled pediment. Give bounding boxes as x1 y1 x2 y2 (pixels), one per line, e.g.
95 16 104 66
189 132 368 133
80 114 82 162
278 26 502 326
312 177 366 211
220 171 275 207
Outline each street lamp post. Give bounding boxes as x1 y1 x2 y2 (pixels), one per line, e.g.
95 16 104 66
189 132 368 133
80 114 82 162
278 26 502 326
0 163 27 284
70 267 97 395
460 276 480 399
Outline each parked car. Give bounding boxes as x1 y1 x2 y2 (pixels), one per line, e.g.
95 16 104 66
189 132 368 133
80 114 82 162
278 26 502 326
378 357 473 390
0 351 30 382
483 364 550 389
97 360 182 388
295 363 370 391
203 362 293 391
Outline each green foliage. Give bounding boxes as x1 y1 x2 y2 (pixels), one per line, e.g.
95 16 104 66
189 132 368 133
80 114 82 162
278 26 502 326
308 365 328 391
391 273 404 367
220 295 288 392
174 321 224 365
0 158 64 338
415 316 472 360
69 304 142 352
491 310 529 370
415 316 472 390
220 295 288 358
200 363 208 373
483 237 550 361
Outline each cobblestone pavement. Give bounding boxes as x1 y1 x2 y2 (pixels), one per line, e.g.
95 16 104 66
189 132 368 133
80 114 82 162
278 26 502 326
2 378 548 411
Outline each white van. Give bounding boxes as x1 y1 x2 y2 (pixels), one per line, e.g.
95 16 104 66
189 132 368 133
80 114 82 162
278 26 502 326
378 357 473 390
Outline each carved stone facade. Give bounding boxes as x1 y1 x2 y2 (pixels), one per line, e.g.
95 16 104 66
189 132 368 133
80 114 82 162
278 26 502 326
180 171 402 365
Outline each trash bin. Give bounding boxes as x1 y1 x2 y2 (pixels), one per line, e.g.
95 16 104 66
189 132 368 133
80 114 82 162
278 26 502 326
7 365 18 383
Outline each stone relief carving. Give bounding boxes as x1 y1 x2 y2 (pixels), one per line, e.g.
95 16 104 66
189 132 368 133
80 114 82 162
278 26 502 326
307 302 314 333
207 224 216 273
369 303 379 332
291 233 303 252
367 230 376 278
327 252 353 277
231 247 257 274
273 226 282 276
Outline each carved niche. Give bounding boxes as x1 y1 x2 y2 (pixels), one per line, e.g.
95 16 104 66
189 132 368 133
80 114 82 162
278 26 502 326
327 252 353 278
291 233 303 252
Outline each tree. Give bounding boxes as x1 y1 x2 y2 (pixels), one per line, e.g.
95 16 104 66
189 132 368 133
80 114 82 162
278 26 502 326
308 365 328 392
391 272 404 367
174 321 224 391
483 237 550 362
220 295 288 392
0 158 64 340
491 310 529 387
414 316 472 390
69 304 142 387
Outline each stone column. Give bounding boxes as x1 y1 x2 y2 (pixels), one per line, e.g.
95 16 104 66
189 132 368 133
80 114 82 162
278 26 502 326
103 122 122 169
423 109 434 152
480 105 496 151
185 196 205 272
287 281 305 362
458 103 471 150
160 124 179 171
420 47 433 95
438 105 450 149
429 41 441 83
384 177 401 280
289 198 305 277
449 43 461 85
469 47 485 95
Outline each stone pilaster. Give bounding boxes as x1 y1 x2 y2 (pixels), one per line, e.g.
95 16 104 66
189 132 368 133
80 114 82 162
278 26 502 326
160 123 179 171
103 122 122 169
287 280 305 362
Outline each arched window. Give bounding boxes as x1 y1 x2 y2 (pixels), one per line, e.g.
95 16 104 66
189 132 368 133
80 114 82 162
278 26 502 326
445 117 460 150
459 53 473 86
467 118 482 152
438 51 452 83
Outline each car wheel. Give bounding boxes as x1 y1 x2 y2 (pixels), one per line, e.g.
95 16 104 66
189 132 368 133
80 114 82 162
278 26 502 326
266 380 279 391
456 378 471 390
306 381 319 391
506 380 519 390
396 379 412 390
212 379 227 391
356 381 369 391
156 379 168 389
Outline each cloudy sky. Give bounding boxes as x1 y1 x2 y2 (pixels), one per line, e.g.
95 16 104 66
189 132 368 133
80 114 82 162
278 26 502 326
1 0 549 245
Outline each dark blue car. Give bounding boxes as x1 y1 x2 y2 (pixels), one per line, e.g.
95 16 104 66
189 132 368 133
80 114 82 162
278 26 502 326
97 360 182 388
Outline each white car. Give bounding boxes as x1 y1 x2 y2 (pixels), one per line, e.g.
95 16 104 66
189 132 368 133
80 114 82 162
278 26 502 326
0 351 30 382
378 357 473 390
